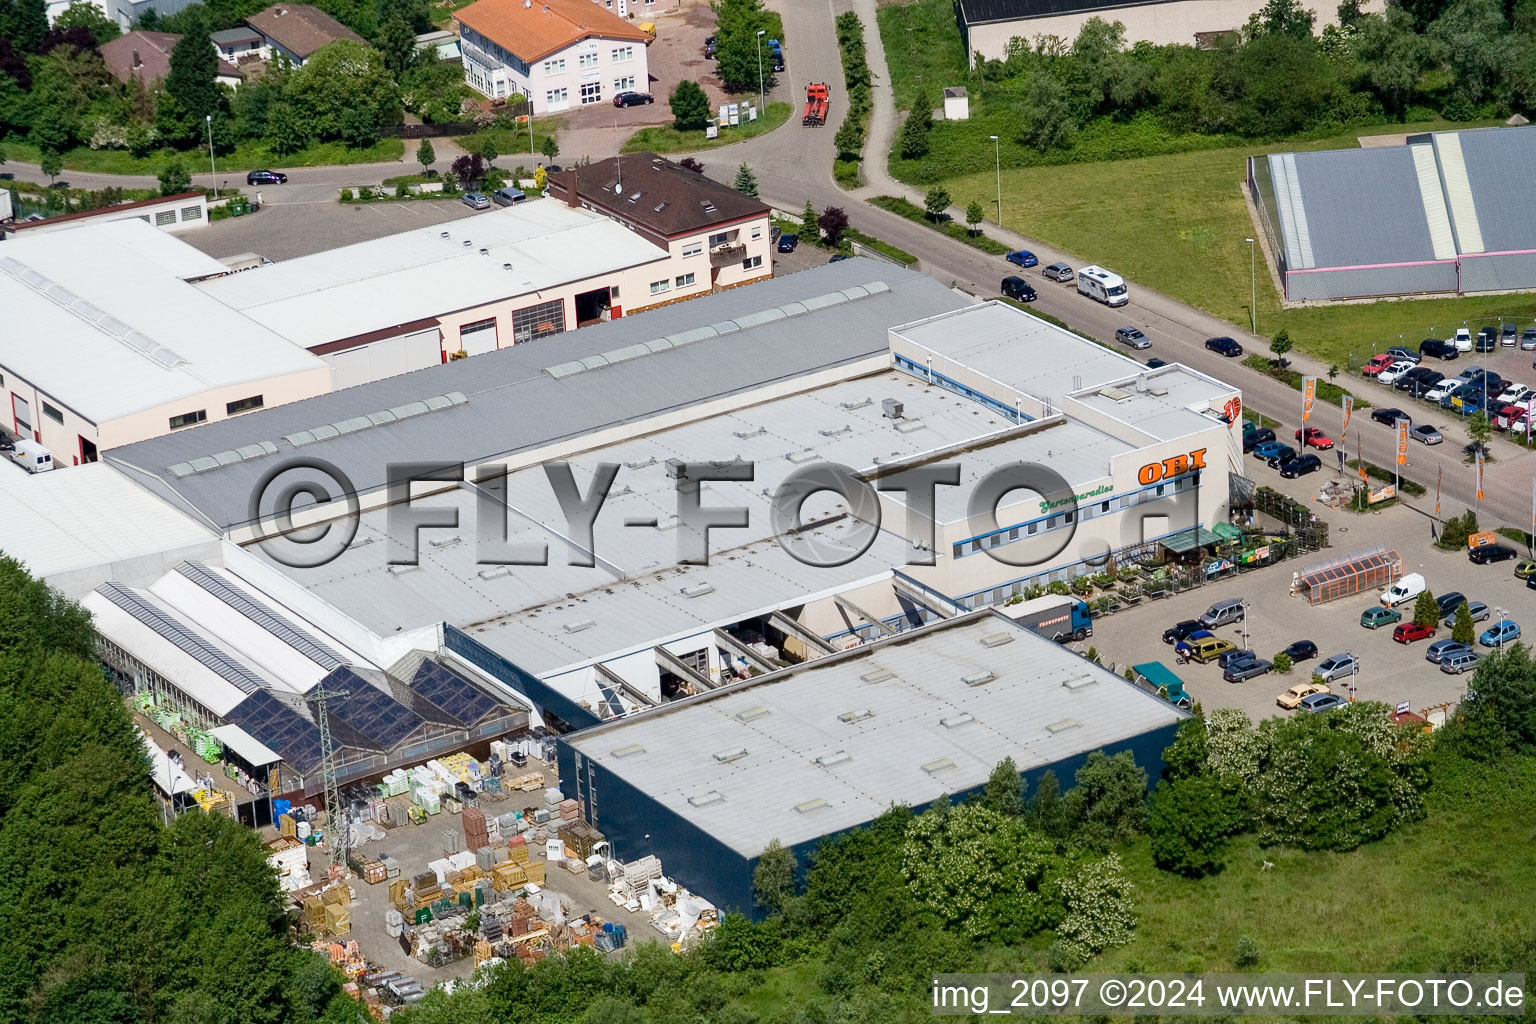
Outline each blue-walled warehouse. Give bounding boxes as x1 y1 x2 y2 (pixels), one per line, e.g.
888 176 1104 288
557 610 1186 915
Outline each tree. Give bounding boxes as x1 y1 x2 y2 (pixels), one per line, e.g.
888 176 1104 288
157 157 191 195
39 148 64 184
53 0 120 44
1020 71 1077 151
922 187 950 221
263 101 309 155
1160 708 1209 782
1149 775 1236 876
752 838 796 914
964 200 984 235
1269 329 1293 365
416 138 435 174
1029 768 1071 839
732 161 758 197
540 135 559 162
1468 410 1492 448
1064 750 1148 851
163 9 221 141
800 199 818 240
898 88 932 159
1248 0 1317 38
669 79 710 131
1053 853 1136 962
1413 588 1439 628
1441 646 1536 759
817 205 849 247
981 757 1026 817
713 0 773 91
284 41 400 145
1273 650 1293 674
677 156 703 173
376 14 416 77
478 133 499 165
833 117 861 161
1453 600 1476 645
451 153 485 185
7 0 48 52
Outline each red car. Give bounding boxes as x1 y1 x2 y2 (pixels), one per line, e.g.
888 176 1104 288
1393 621 1436 644
1361 354 1395 377
1295 426 1334 450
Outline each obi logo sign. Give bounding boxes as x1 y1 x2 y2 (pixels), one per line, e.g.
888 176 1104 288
1136 448 1208 486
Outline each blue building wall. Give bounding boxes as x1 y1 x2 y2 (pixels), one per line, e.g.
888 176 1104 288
444 625 601 731
561 717 1183 919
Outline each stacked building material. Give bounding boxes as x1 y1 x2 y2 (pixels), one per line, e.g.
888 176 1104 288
557 821 604 860
617 856 662 900
506 835 529 864
462 807 489 851
558 798 579 822
323 902 350 936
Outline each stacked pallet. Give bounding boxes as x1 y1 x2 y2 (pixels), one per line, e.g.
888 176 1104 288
462 807 490 851
557 822 604 860
524 860 546 886
506 835 529 864
324 902 350 936
558 798 580 821
491 861 527 891
616 856 662 900
301 895 325 931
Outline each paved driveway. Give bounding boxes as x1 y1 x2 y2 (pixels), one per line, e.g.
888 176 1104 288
185 194 482 261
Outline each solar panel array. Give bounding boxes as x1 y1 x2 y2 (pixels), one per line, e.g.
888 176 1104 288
176 562 346 669
99 583 264 696
320 666 425 750
225 690 325 775
411 661 501 727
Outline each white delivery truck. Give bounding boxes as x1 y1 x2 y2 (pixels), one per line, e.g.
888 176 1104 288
5 438 54 473
1077 265 1129 307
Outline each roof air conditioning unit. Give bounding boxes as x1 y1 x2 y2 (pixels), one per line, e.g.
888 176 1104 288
882 398 904 420
664 458 687 480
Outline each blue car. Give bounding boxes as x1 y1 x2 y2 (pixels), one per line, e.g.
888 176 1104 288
1252 439 1290 462
1479 620 1521 647
1006 250 1038 268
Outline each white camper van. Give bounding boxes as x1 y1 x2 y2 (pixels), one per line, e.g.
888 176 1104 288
5 439 54 473
1077 265 1128 307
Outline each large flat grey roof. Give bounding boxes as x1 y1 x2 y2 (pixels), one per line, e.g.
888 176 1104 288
1292 146 1436 269
105 260 965 532
565 609 1186 858
1457 127 1536 254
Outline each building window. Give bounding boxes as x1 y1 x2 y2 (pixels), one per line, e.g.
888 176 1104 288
649 279 670 295
612 46 634 62
1101 500 1111 513
511 298 566 344
545 87 568 108
675 272 696 287
741 255 763 270
708 231 729 248
226 395 264 415
580 81 602 104
682 242 703 257
1027 521 1038 535
155 210 176 226
169 409 207 430
579 52 598 69
751 227 762 239
42 402 63 424
613 76 635 92
180 205 202 221
460 318 497 345
544 58 565 74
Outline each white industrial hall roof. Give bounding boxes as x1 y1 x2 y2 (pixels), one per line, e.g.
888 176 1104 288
0 220 328 423
565 610 1186 858
195 201 670 348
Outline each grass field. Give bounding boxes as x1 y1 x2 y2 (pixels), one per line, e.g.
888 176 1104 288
622 102 793 154
938 125 1536 369
3 137 405 176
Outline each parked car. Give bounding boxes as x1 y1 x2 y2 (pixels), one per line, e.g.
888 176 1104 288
1001 276 1037 302
1410 424 1444 445
704 33 715 56
1502 323 1518 347
1420 338 1459 360
1243 426 1276 453
1407 372 1445 399
1515 559 1536 579
777 233 799 253
1393 621 1436 644
1264 444 1298 468
1189 636 1238 663
1434 591 1467 618
1476 327 1498 351
1224 657 1273 682
1361 606 1402 629
1424 378 1463 402
1253 439 1291 462
1295 426 1334 449
1371 408 1410 426
828 254 852 262
1524 328 1536 351
1316 653 1360 682
1425 639 1471 664
1162 620 1205 644
1382 572 1426 607
1470 544 1517 564
1454 327 1473 351
491 187 526 207
1441 649 1481 673
1396 367 1441 392
1279 453 1322 478
246 169 287 185
1498 383 1532 405
1042 262 1074 281
1282 639 1318 662
1480 619 1521 647
612 91 654 106
1385 346 1420 363
1362 354 1396 377
1115 326 1150 349
461 191 491 210
1199 598 1246 628
1216 648 1257 669
1377 360 1418 385
1206 336 1243 357
1006 250 1039 268
1145 358 1168 368
1277 681 1330 709
1301 692 1349 713
1444 601 1489 627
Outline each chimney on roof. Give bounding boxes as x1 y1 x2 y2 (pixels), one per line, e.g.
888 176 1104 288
564 168 579 208
132 49 142 68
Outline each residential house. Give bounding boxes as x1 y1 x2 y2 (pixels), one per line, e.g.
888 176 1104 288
210 26 265 65
589 0 677 16
8 192 210 238
99 30 243 89
45 0 194 34
244 4 365 66
546 153 773 296
454 0 650 111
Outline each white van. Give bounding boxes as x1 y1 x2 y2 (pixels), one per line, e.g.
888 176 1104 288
1077 265 1128 307
1381 572 1425 608
6 439 54 473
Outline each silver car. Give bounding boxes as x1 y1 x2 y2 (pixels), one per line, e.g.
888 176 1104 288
1315 653 1359 682
461 192 491 210
1115 326 1150 350
1043 262 1074 282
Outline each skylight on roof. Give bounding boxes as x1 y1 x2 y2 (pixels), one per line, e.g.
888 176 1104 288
922 758 957 775
962 670 996 687
794 798 828 813
735 706 770 723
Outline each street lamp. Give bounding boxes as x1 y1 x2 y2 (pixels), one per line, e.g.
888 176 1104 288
205 114 217 199
1245 237 1256 335
989 135 1001 227
755 30 766 112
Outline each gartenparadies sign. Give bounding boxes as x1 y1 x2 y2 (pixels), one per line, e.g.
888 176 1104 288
1039 484 1114 515
1136 448 1209 486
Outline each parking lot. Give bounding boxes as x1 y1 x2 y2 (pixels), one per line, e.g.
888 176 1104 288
1357 323 1536 437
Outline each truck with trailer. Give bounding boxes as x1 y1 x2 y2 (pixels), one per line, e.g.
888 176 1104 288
1002 594 1092 643
802 83 829 126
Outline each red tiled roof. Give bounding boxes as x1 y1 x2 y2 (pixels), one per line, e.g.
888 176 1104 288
245 4 365 58
98 32 241 82
455 0 648 62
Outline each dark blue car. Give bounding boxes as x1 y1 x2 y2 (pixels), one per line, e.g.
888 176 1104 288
1006 250 1038 268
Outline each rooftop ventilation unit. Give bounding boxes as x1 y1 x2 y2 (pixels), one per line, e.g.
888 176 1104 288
859 668 893 683
840 398 873 411
428 535 461 548
735 706 770 723
733 426 766 439
680 583 715 598
664 458 687 480
562 619 596 634
894 418 926 433
819 424 852 437
882 398 904 420
611 744 645 758
815 751 852 768
922 758 957 775
462 239 472 247
837 708 873 724
794 798 828 814
940 713 975 729
689 791 726 808
386 564 418 576
962 670 996 687
624 456 657 470
1062 674 1097 691
1046 718 1082 734
979 633 1015 648
713 747 748 763
477 566 511 580
1098 385 1132 403
786 449 817 464
1135 375 1148 393
440 231 450 238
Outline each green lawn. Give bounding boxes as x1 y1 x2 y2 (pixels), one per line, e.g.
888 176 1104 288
457 117 564 166
4 137 404 176
938 123 1536 369
622 102 792 154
